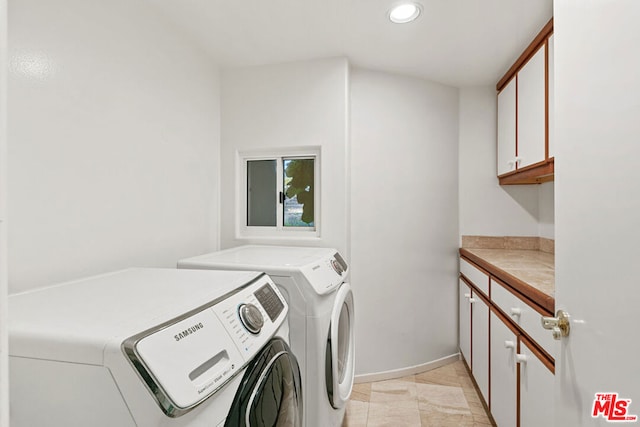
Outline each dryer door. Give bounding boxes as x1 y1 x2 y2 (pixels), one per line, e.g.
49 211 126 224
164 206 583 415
325 282 355 409
225 337 302 427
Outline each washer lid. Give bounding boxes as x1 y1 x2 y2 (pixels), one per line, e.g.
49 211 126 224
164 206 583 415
178 245 349 295
179 245 336 270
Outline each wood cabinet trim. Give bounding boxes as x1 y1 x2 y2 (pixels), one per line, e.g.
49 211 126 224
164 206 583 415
515 73 519 158
490 286 555 363
491 276 551 318
491 305 521 336
516 339 521 427
521 335 555 374
498 159 554 185
497 18 554 91
545 38 550 160
460 250 554 314
460 275 491 305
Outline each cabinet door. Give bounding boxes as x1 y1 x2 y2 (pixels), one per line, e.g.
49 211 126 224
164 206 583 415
548 34 555 159
519 339 554 427
497 78 517 176
490 311 517 427
517 45 546 169
459 280 471 365
471 291 489 403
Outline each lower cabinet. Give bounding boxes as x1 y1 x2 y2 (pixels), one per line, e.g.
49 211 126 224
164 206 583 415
519 339 554 427
489 308 555 427
490 310 517 427
459 278 489 405
460 257 554 427
459 280 471 364
471 290 489 404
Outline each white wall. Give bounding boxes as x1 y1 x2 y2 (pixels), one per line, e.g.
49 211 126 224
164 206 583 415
219 58 349 254
350 68 459 375
458 86 554 239
7 0 221 293
537 181 554 239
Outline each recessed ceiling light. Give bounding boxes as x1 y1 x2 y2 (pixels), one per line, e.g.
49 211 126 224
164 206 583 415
388 2 422 24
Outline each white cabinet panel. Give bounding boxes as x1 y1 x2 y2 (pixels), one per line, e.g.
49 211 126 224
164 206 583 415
490 311 517 427
497 78 517 176
517 45 546 169
519 340 554 427
471 291 489 403
460 258 489 296
459 280 471 365
548 35 555 159
491 279 555 359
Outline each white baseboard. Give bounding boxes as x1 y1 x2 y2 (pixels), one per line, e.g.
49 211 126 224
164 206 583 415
354 353 460 384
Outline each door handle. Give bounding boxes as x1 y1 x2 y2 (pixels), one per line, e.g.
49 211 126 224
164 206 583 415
541 309 571 340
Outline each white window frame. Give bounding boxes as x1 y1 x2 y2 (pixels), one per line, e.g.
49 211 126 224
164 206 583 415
236 147 321 240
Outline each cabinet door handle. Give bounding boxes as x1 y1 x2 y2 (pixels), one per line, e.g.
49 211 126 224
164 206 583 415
515 156 522 166
469 298 476 304
516 354 528 364
464 293 471 299
510 307 522 317
504 340 515 349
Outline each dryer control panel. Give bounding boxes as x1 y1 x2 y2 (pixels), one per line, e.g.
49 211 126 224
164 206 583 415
300 251 349 295
124 275 288 416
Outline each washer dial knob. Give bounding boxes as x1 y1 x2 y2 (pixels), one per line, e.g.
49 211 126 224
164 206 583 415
238 303 264 335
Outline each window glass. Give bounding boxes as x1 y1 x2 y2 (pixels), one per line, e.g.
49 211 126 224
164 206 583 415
240 149 319 237
247 160 277 226
283 158 314 228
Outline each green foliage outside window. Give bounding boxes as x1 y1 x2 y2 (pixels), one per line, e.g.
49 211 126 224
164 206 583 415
284 159 314 225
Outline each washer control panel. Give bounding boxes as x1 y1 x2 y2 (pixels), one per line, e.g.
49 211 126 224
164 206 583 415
253 283 285 321
128 274 288 414
213 276 287 357
238 303 264 334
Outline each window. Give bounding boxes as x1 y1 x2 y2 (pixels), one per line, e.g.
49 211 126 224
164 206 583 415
239 148 319 238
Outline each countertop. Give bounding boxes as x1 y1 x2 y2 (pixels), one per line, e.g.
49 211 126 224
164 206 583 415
460 247 555 314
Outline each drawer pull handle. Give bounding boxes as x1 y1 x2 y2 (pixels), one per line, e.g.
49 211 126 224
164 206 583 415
510 308 522 317
504 340 515 349
516 354 528 364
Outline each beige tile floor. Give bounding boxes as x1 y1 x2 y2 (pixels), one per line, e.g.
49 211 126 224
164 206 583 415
342 360 495 427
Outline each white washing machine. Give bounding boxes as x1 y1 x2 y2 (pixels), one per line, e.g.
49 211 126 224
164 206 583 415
9 268 303 427
178 246 355 427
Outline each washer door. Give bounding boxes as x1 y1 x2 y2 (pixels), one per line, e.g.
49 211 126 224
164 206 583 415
325 282 355 409
225 338 303 427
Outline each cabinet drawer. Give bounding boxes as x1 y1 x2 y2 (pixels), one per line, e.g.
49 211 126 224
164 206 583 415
491 279 555 359
460 258 489 296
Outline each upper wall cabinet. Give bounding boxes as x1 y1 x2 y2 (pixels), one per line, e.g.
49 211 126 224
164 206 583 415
497 19 554 185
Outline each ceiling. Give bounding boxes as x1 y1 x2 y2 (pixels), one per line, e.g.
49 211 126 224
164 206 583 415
144 0 553 87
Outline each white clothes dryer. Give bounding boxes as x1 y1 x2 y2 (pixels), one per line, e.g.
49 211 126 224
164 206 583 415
178 246 355 427
9 268 302 427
